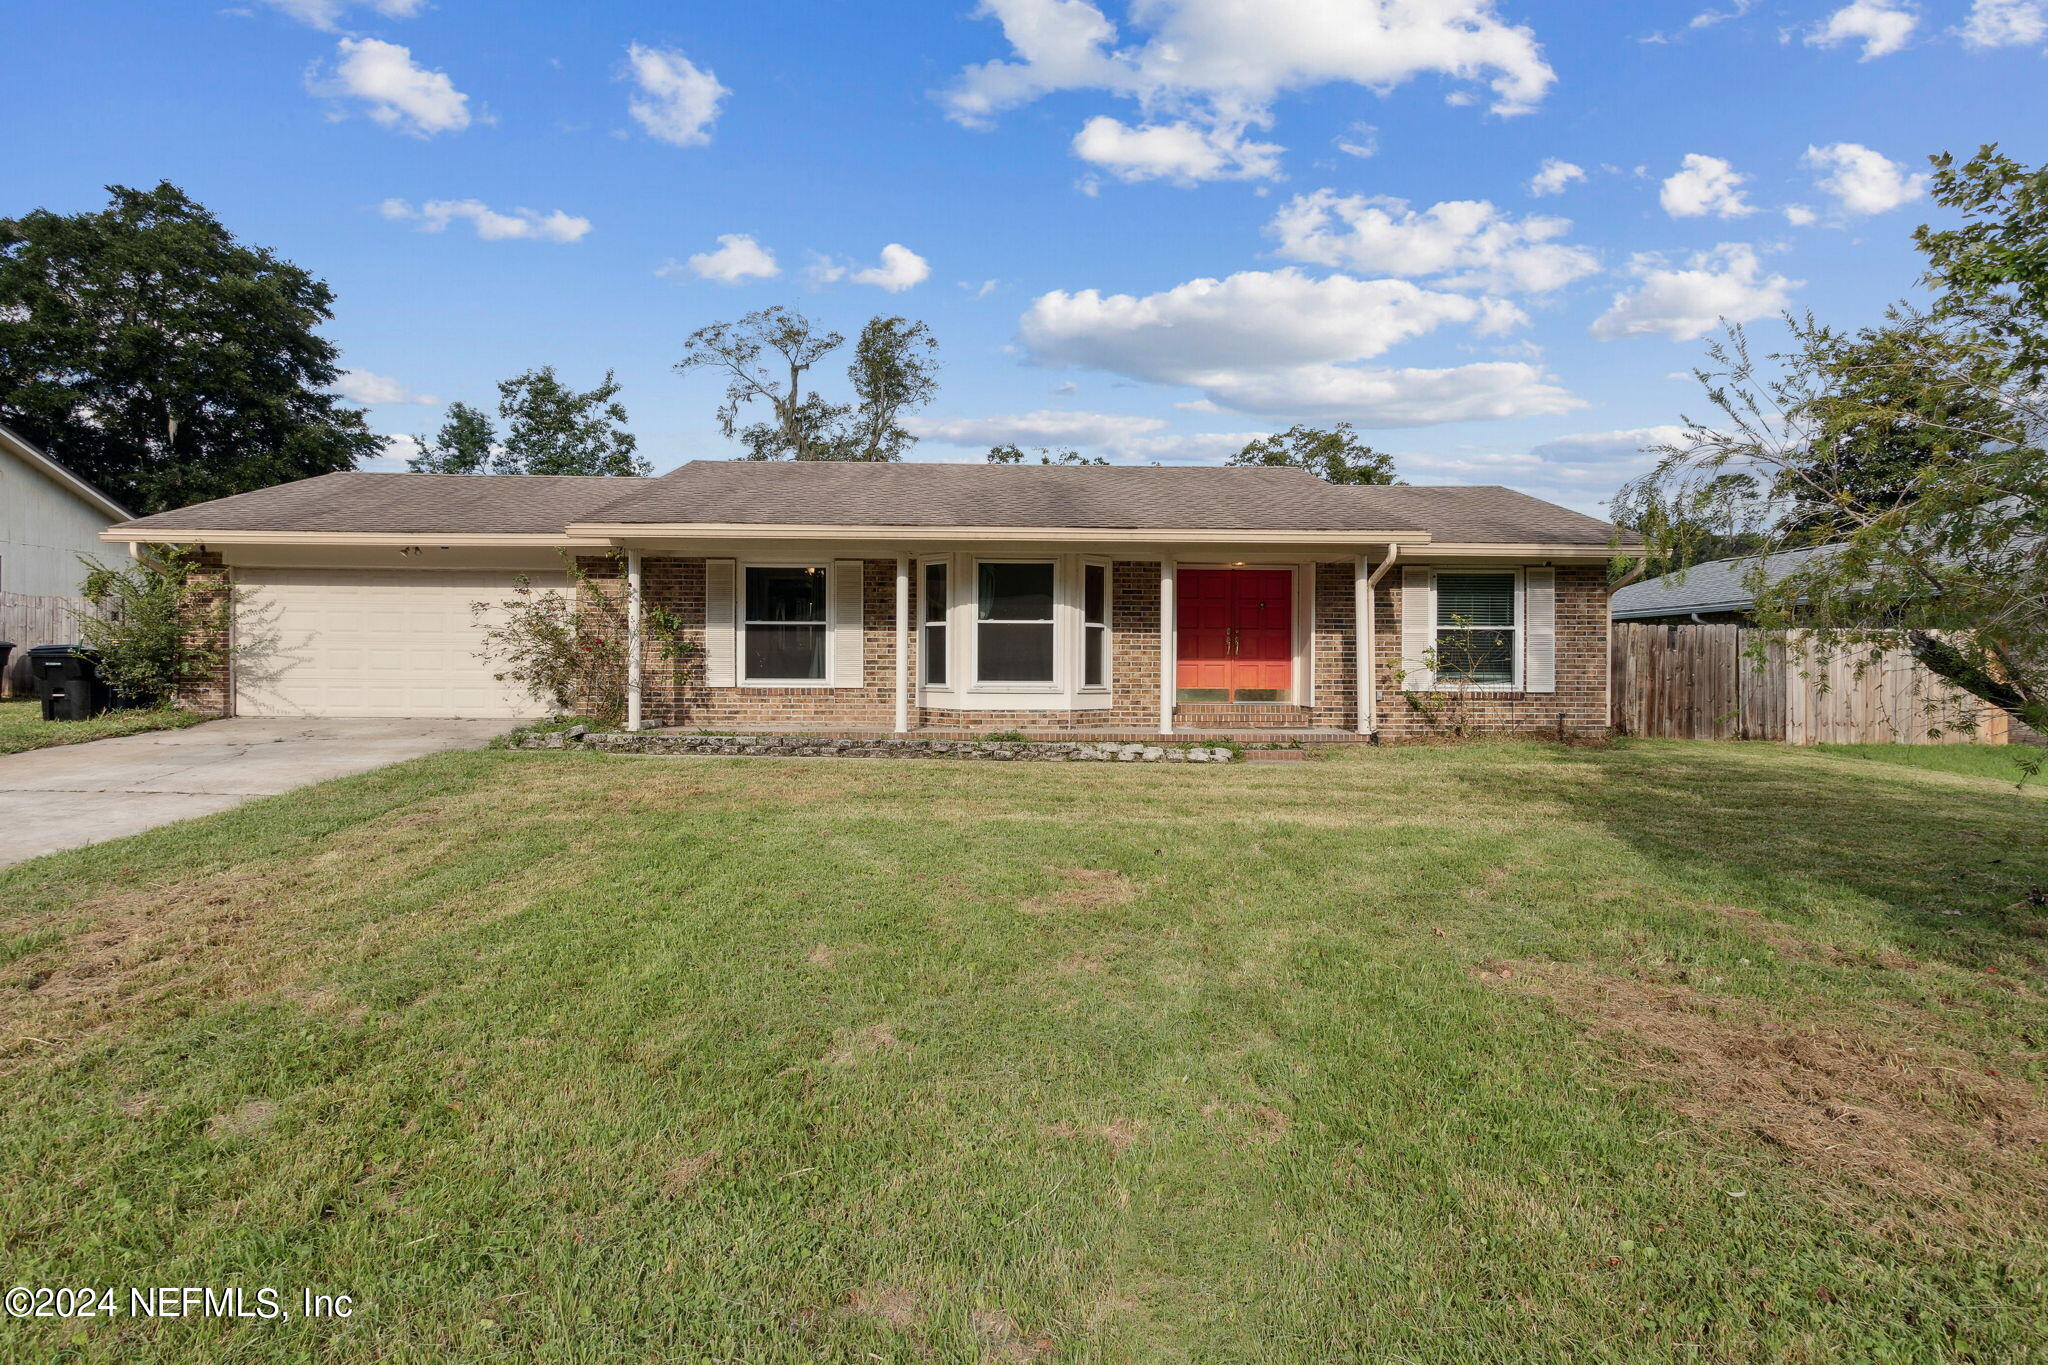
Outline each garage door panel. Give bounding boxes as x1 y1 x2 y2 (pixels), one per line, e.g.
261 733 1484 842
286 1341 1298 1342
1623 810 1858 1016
235 568 564 718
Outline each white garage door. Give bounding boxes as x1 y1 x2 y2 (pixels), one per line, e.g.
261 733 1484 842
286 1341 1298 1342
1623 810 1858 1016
235 568 565 718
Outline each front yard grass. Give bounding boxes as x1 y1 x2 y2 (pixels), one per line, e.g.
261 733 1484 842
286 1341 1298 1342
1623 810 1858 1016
1 738 2045 1362
0 697 207 756
1815 738 2042 787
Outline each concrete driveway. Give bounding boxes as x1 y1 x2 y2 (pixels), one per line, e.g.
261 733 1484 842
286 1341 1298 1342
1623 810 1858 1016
0 717 513 868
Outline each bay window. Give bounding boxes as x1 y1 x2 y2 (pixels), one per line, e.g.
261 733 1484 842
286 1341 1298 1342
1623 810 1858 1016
1434 571 1517 687
976 561 1055 684
1082 562 1109 689
742 565 828 683
922 560 949 687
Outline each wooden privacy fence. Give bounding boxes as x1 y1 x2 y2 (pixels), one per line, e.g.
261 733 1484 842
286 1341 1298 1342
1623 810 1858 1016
1612 622 2012 745
0 592 81 696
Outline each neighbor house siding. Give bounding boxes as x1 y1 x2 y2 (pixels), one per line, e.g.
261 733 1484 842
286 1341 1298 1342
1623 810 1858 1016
0 442 117 600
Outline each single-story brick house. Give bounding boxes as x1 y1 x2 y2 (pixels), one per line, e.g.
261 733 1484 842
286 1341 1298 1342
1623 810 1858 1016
104 461 1626 739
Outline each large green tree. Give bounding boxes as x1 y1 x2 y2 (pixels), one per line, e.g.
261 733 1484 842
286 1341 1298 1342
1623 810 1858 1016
408 400 496 474
1621 147 2047 737
1227 424 1401 485
0 181 380 513
675 306 939 461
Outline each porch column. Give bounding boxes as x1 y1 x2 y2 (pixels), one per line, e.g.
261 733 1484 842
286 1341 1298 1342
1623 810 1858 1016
625 548 643 733
1158 558 1176 735
1354 554 1369 735
893 555 910 735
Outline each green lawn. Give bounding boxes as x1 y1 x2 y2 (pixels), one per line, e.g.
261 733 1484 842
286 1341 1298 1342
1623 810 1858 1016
1 740 2045 1362
0 696 207 755
1816 739 2042 787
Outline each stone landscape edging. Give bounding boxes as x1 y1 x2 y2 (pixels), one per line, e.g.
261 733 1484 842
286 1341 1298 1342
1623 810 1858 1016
512 728 1236 763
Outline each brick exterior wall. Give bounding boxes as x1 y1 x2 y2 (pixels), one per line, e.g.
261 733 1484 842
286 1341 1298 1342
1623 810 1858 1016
580 555 1613 737
1370 563 1611 739
176 551 233 716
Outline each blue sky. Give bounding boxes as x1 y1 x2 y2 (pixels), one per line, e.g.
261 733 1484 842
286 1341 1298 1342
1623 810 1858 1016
7 0 2047 514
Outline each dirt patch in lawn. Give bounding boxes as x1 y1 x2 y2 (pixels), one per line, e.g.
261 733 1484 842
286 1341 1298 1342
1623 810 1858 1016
836 1285 922 1330
824 1022 905 1067
662 1150 720 1196
1500 962 2048 1236
206 1100 277 1139
1022 868 1139 915
1047 1118 1146 1153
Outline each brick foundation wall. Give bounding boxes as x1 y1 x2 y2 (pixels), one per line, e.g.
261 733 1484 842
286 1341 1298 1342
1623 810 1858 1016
586 555 1611 736
177 550 233 716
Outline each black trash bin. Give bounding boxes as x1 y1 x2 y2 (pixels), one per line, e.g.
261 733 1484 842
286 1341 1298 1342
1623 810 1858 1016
29 645 110 722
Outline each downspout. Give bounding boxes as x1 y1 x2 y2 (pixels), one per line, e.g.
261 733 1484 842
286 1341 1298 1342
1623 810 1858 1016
625 548 643 733
1361 543 1401 736
893 556 910 735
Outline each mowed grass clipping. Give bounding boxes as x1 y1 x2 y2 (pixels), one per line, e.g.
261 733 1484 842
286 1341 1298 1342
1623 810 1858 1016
1 739 2045 1363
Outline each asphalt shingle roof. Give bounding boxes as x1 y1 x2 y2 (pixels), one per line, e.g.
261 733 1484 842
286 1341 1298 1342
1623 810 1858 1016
110 462 1629 546
1610 546 1837 618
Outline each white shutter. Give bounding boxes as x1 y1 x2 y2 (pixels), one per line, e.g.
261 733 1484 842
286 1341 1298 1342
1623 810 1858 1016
703 559 736 687
1400 566 1434 691
1524 567 1556 693
830 559 865 688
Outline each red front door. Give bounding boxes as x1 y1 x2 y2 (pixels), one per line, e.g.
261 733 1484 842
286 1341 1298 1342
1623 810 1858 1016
1176 568 1294 702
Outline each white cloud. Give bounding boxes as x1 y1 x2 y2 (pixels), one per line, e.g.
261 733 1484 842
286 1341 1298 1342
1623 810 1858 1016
1267 190 1599 294
1335 123 1378 159
1404 426 1689 513
360 433 423 472
905 409 1169 447
624 43 727 148
1806 0 1919 59
380 198 591 243
1687 0 1757 30
1524 426 1687 470
316 38 471 137
1110 431 1270 463
665 233 779 284
1071 115 1282 184
1783 203 1819 226
962 279 1001 299
257 0 426 31
1803 142 1928 215
1527 158 1586 196
1591 243 1800 341
335 370 439 405
1960 0 2047 46
943 0 1554 185
814 243 932 292
1659 153 1755 219
1018 267 1580 425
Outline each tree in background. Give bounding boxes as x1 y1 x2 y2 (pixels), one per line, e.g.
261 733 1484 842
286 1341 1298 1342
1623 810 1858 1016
675 306 939 460
494 367 645 476
986 444 1107 465
1227 424 1400 485
407 370 647 476
1606 473 1766 577
408 400 496 474
1620 146 2047 737
0 181 380 514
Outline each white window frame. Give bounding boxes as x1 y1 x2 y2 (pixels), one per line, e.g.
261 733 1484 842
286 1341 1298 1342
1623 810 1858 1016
1431 567 1524 692
738 560 833 687
1079 558 1112 693
971 557 1061 692
917 556 952 693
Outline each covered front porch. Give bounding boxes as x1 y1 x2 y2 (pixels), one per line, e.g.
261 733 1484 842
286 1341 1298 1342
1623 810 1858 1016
593 533 1423 739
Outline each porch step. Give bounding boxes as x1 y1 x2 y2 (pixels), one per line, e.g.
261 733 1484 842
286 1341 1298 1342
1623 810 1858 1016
1173 704 1316 730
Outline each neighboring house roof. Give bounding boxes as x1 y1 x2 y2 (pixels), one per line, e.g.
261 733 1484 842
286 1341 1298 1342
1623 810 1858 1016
0 422 132 522
1610 546 1837 619
106 461 1628 548
113 472 646 536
